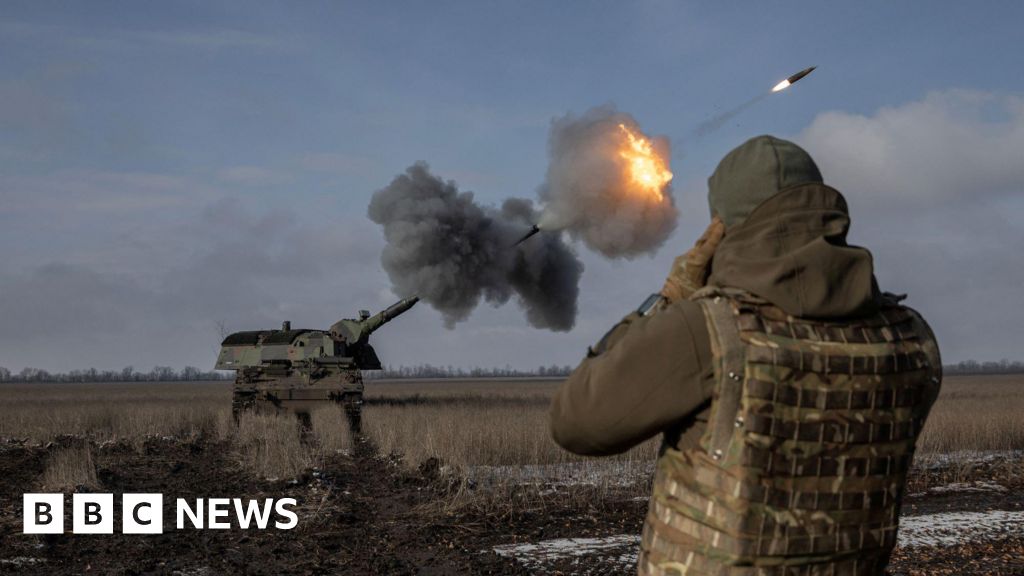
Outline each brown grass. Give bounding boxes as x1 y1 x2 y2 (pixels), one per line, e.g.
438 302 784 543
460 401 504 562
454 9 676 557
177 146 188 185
309 405 353 456
364 378 561 400
0 381 231 444
910 374 1024 489
1 376 1020 495
364 399 657 468
41 446 98 490
916 375 1024 454
233 412 312 480
362 397 659 508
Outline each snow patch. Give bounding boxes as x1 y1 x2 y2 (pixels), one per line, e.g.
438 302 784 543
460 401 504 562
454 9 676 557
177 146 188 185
493 510 1024 571
493 535 640 570
0 557 47 566
909 481 1009 497
897 510 1024 547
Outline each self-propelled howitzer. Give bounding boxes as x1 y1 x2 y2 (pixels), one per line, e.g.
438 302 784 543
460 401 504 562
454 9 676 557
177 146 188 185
215 297 419 419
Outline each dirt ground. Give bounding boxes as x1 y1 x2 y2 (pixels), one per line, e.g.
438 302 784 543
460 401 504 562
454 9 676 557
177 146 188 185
0 433 633 575
1 433 1021 575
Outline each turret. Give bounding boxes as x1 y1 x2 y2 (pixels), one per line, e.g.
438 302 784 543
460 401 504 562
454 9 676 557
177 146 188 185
330 296 419 344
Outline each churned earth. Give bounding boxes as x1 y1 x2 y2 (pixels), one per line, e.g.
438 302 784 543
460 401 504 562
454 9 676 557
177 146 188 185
0 436 1021 575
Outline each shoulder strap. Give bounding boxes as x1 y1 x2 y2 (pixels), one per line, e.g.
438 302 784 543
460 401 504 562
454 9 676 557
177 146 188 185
698 295 746 461
905 305 944 409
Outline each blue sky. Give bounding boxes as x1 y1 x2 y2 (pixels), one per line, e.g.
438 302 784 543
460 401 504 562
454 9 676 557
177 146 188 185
2 2 1023 371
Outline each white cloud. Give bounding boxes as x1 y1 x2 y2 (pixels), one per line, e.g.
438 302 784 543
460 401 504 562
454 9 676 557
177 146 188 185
796 90 1024 362
799 90 1024 204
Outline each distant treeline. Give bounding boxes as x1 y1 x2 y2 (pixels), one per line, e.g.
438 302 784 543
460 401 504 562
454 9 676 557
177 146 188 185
2 359 1019 383
369 361 1024 379
943 359 1024 375
365 364 576 379
0 363 572 383
0 366 231 383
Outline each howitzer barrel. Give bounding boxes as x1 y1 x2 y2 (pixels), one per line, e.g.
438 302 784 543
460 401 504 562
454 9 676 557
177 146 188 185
376 296 420 324
360 296 420 338
331 296 419 343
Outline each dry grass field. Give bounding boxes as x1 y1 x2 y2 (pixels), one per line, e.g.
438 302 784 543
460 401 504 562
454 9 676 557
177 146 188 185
362 399 660 506
0 381 354 481
360 375 1024 498
0 374 1021 574
0 381 232 445
0 375 1021 486
916 375 1024 454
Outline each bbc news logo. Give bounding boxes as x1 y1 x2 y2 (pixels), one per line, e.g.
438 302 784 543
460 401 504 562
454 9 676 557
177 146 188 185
23 494 298 534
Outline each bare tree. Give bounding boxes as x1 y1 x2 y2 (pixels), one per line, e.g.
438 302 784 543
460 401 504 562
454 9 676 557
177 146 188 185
214 320 229 340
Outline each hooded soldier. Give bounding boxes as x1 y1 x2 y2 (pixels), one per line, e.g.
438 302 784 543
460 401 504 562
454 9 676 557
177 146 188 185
550 135 942 575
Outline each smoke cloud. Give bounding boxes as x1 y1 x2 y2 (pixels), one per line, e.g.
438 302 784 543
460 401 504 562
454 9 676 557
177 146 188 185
368 163 583 331
537 105 678 259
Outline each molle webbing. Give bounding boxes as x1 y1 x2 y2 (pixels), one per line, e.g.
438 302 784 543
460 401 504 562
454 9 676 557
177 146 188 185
640 289 939 576
641 525 890 576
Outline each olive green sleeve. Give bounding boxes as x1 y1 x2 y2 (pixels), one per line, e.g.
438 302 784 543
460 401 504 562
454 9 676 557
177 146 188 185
549 299 714 456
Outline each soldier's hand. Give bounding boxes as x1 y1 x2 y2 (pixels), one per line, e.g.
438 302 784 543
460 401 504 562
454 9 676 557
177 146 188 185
661 216 726 302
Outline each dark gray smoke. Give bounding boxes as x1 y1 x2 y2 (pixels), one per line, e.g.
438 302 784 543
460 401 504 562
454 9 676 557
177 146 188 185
368 163 583 331
537 105 679 259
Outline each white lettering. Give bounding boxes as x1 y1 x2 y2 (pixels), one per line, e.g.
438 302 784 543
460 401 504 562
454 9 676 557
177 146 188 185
176 498 203 529
274 498 298 529
208 498 231 529
233 498 273 529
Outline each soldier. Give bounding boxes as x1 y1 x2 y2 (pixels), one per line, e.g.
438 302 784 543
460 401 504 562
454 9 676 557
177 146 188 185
550 135 942 575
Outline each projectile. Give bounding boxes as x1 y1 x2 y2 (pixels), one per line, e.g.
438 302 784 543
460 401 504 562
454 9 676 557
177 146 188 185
772 66 816 92
513 224 541 246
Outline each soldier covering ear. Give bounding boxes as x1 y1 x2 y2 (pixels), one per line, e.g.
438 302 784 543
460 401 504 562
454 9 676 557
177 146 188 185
551 135 941 576
660 216 725 303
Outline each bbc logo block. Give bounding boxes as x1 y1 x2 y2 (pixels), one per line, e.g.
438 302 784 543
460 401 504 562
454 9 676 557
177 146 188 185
72 493 114 534
23 494 63 534
23 494 296 533
24 493 163 534
123 493 163 534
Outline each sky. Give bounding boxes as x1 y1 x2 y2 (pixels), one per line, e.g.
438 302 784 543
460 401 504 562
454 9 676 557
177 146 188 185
2 1 1023 372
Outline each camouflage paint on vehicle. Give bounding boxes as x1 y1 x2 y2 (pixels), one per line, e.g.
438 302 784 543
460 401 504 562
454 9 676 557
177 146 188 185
215 297 419 423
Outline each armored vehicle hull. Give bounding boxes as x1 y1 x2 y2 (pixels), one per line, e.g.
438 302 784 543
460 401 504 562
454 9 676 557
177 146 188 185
229 359 365 416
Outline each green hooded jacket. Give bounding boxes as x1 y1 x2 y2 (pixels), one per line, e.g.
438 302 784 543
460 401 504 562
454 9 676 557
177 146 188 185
550 135 883 455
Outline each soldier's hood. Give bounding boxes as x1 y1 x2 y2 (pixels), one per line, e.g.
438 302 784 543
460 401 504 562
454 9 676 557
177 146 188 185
707 135 824 229
707 182 881 319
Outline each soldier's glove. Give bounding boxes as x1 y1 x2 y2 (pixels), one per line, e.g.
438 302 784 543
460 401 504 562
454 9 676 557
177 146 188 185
660 216 726 302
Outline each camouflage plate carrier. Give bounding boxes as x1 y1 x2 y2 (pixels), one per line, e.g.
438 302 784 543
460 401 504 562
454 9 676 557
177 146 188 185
215 297 418 424
640 287 941 576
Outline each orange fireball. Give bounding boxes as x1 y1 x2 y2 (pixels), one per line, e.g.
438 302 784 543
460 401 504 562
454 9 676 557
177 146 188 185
617 124 672 201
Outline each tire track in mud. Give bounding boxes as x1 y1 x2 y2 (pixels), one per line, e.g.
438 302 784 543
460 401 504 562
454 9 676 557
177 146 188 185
325 436 528 575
